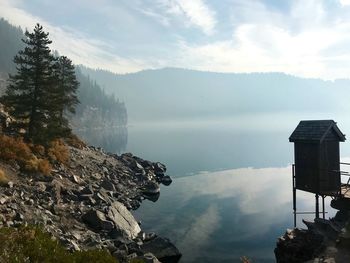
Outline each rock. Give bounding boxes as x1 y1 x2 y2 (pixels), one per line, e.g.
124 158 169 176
80 185 94 195
107 201 141 239
135 253 161 263
36 182 47 192
154 162 166 175
141 237 181 263
143 192 160 202
142 181 160 195
82 209 114 231
275 228 324 263
7 181 14 188
14 212 24 221
50 179 63 204
101 180 116 192
72 174 81 184
160 175 172 186
0 196 7 204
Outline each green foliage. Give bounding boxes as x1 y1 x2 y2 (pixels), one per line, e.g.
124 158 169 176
75 68 127 127
0 226 118 263
1 24 79 145
0 19 127 133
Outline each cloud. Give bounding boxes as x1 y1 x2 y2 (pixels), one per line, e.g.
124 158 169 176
3 0 350 79
177 204 220 262
0 0 148 73
340 0 350 6
156 0 217 35
169 0 350 79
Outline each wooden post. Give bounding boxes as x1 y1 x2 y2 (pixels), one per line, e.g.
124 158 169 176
322 195 325 219
315 194 319 219
292 165 296 227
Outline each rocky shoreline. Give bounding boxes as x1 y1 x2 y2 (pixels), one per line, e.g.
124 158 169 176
0 145 181 263
275 209 350 262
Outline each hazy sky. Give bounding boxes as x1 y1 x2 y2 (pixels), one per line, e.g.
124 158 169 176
2 0 350 79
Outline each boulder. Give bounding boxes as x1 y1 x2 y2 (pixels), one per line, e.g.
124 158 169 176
274 228 324 263
82 209 114 231
142 181 160 195
107 201 141 239
160 176 172 186
154 162 166 175
141 237 182 263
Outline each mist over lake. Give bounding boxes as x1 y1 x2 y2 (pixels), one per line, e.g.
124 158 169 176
76 110 350 262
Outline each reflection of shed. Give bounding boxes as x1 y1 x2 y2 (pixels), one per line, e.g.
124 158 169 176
289 120 345 195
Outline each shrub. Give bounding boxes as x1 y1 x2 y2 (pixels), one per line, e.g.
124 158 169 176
0 169 9 186
0 135 32 163
31 144 46 156
48 139 70 164
0 226 118 263
24 157 52 176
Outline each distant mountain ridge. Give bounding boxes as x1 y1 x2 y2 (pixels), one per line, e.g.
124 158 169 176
79 66 350 123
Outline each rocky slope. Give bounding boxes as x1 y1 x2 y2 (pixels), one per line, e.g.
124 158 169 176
0 145 181 263
275 210 350 262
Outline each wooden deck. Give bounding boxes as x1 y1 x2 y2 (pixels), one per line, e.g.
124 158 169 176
341 184 350 198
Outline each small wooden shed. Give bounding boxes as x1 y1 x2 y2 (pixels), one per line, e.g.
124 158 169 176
289 120 346 195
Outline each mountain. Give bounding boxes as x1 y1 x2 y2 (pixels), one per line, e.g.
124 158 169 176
80 66 350 123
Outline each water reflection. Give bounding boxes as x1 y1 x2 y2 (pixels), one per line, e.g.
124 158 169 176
74 126 128 154
134 166 337 263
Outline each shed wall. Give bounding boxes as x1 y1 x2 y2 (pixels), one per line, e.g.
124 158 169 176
294 143 320 193
319 141 340 195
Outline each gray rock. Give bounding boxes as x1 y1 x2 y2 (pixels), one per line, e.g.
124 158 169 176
0 196 7 204
142 181 160 195
14 212 24 221
141 237 181 263
101 180 116 192
80 185 94 195
160 175 172 186
107 201 141 239
135 253 161 263
82 209 114 231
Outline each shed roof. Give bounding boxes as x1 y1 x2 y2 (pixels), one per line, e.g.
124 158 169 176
289 120 346 143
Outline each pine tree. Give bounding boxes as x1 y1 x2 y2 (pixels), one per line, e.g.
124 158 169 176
47 56 79 139
1 24 56 144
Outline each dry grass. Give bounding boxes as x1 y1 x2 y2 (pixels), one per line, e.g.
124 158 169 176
0 169 9 186
31 144 46 156
0 135 32 163
48 139 69 164
24 157 52 176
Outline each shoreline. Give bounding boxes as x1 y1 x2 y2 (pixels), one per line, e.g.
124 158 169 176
0 144 181 263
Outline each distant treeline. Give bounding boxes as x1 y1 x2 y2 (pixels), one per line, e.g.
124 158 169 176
0 18 127 129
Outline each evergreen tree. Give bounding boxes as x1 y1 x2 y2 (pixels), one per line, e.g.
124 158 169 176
1 24 56 144
47 56 79 139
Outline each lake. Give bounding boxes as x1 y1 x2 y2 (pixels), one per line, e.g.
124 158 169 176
76 113 350 262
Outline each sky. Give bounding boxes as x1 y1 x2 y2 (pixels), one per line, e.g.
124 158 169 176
2 0 350 79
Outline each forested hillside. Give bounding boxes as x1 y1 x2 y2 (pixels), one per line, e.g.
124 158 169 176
0 18 127 129
81 67 350 123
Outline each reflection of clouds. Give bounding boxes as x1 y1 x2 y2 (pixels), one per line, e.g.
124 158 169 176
174 165 312 214
177 204 220 262
137 165 337 262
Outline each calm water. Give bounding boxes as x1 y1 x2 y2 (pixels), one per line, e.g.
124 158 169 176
76 113 350 262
